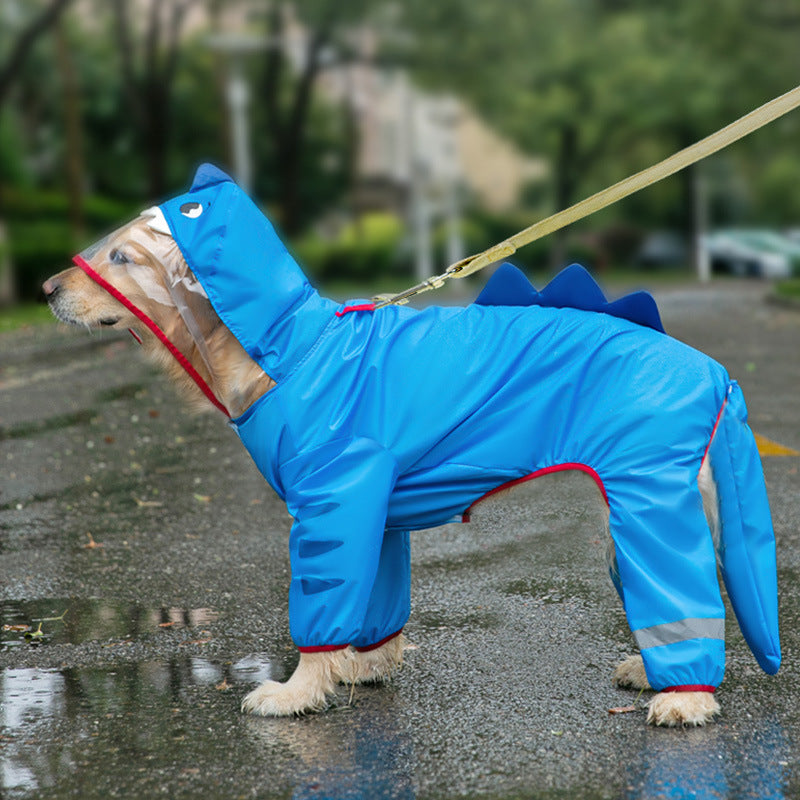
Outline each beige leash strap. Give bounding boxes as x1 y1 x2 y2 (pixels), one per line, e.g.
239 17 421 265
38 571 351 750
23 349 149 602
373 84 800 309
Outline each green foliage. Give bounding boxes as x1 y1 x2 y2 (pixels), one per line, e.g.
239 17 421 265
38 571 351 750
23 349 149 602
2 185 137 299
294 212 407 282
401 0 800 239
0 303 56 332
7 219 76 298
755 153 800 226
3 0 800 302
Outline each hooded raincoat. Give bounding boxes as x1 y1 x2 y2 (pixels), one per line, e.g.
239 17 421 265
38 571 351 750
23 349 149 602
80 164 781 693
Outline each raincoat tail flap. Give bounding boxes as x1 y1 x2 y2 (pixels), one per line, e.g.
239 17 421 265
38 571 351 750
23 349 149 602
708 382 781 674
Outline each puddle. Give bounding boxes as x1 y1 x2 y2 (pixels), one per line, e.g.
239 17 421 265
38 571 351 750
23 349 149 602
0 655 273 797
1 599 219 650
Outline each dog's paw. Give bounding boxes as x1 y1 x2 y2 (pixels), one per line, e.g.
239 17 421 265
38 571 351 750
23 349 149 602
347 634 407 685
241 677 332 717
612 654 651 690
646 691 720 727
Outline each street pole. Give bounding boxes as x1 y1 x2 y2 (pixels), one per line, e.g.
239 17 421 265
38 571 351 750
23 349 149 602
207 33 273 195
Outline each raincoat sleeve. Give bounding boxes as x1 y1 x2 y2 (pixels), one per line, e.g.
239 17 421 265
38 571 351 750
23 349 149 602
279 437 400 650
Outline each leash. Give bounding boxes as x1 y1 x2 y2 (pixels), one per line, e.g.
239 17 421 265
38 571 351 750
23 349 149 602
372 84 800 309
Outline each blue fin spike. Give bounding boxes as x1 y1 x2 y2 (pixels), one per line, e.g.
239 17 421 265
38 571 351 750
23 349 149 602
474 263 665 334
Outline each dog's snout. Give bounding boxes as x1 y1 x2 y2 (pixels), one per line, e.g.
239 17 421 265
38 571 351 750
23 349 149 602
42 277 61 298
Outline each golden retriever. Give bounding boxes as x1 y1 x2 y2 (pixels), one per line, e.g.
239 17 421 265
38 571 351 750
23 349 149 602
44 214 721 726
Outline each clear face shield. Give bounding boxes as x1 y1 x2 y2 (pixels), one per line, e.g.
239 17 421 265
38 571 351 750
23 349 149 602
72 207 230 416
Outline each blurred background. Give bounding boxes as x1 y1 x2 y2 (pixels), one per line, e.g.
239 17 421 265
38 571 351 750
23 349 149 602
2 0 800 318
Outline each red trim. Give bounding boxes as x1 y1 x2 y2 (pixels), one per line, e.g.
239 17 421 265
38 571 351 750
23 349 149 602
297 643 350 653
336 303 376 317
661 685 716 694
462 463 608 522
72 255 230 418
701 396 728 466
355 629 403 653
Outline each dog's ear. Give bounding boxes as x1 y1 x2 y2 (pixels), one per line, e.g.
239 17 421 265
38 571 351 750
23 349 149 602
141 206 172 236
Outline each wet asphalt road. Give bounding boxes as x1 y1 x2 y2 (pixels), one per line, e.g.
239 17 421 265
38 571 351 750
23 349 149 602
1 281 799 799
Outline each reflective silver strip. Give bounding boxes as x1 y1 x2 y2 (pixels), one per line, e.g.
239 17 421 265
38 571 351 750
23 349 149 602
633 618 725 650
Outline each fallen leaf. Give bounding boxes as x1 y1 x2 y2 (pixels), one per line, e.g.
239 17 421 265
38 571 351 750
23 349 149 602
3 624 31 632
608 704 637 715
215 678 231 691
83 533 104 549
193 494 211 504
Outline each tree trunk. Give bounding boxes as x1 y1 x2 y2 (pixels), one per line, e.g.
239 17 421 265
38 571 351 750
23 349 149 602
55 18 85 235
0 221 15 307
145 83 169 199
550 124 579 269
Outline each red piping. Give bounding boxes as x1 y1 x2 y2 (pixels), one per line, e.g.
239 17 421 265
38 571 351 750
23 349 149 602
355 629 403 653
336 303 376 317
701 396 727 466
463 462 608 522
72 255 231 418
661 685 716 694
297 643 349 653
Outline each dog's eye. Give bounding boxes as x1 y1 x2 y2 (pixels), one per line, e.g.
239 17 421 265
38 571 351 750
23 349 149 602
109 249 131 265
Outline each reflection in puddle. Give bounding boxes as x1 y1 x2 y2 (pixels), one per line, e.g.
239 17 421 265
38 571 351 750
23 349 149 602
624 722 789 800
1 599 219 649
1 655 272 796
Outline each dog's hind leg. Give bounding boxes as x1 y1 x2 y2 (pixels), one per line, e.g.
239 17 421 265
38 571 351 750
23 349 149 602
646 690 720 727
612 654 650 690
612 458 718 696
605 462 726 726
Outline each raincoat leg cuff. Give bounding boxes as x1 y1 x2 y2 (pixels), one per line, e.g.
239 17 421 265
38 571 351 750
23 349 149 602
296 643 350 653
661 685 716 693
354 629 404 653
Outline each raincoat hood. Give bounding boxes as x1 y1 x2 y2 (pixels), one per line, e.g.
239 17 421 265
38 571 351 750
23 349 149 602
157 163 337 382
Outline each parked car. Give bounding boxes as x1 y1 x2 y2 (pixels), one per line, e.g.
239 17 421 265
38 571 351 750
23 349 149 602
634 231 688 269
702 230 793 278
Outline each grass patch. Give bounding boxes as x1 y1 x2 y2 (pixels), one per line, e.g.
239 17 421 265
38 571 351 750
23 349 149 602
774 278 800 300
0 303 56 332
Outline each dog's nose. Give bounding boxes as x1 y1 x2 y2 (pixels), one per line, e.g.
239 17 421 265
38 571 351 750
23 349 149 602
42 277 60 298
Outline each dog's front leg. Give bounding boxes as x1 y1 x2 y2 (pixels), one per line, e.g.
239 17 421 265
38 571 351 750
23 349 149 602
348 633 407 684
242 649 350 716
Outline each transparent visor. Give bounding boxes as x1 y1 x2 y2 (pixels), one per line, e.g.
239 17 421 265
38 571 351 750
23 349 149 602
75 207 218 379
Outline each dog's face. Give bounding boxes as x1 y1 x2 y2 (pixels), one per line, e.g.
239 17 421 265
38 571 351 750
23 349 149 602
44 216 196 336
44 213 275 417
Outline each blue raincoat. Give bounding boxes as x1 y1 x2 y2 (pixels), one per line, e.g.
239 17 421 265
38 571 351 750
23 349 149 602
156 165 779 692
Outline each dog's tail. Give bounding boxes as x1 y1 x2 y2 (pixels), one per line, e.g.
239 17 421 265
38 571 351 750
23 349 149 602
706 380 781 675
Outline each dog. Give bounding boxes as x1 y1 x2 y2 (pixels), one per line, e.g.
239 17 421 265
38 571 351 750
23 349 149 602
44 164 780 726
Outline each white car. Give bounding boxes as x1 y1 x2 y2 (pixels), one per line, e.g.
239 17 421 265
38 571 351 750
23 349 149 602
702 232 792 279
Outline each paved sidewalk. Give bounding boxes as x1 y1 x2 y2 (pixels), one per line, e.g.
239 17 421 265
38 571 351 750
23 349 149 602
1 281 798 799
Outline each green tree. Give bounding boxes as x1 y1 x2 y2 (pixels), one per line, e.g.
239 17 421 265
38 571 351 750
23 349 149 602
399 0 800 266
0 0 73 304
250 0 384 234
